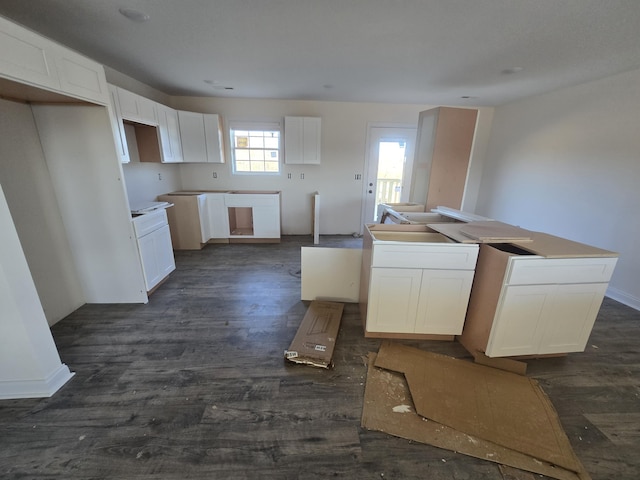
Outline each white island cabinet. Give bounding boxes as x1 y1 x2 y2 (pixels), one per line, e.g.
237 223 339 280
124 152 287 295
360 224 479 339
459 239 618 358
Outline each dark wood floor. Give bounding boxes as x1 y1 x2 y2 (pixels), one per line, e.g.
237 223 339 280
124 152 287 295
1 236 639 479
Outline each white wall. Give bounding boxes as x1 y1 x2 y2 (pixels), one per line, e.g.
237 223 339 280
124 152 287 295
476 67 640 309
0 99 84 325
171 97 433 235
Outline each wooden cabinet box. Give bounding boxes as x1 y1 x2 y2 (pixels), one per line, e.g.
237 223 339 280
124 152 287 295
360 224 479 339
460 243 618 357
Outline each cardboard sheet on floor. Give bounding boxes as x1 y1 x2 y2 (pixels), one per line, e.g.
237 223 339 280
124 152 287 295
284 301 343 368
374 342 588 477
361 352 582 480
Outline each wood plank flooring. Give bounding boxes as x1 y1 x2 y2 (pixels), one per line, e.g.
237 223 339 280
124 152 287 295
1 235 639 479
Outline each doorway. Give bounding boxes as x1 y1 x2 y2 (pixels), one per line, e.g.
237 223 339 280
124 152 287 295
361 126 416 227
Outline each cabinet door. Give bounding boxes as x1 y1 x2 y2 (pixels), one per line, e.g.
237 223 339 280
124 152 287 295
53 46 109 104
204 114 225 163
117 88 157 125
367 267 422 333
252 205 281 238
204 194 230 239
538 283 608 355
178 110 207 162
138 225 176 291
157 104 183 163
0 16 60 91
485 284 554 357
107 84 130 164
415 269 474 335
284 116 321 164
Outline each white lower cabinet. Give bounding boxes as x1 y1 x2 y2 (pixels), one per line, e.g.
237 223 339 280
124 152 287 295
360 224 479 338
486 282 609 357
225 192 281 239
461 243 618 358
132 209 175 291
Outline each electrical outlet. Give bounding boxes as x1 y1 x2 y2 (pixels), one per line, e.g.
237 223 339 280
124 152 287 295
355 173 362 180
287 173 292 179
158 173 162 181
212 171 217 178
300 173 305 179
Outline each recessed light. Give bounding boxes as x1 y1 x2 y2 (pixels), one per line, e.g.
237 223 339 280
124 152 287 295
118 8 150 23
460 95 478 99
501 66 525 75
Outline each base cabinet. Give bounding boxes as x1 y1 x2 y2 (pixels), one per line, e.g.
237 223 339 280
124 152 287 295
360 224 479 338
138 224 175 291
460 243 618 358
132 209 176 292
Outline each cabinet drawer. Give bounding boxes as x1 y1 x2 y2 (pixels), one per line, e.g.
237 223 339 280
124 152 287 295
132 209 168 238
372 243 478 270
224 193 280 207
507 256 618 285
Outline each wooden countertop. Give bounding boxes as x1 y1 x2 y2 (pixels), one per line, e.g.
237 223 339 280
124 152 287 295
428 222 618 258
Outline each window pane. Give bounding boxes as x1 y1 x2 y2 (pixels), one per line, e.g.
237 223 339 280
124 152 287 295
264 137 279 148
249 150 265 161
249 136 264 148
235 149 250 160
236 161 251 172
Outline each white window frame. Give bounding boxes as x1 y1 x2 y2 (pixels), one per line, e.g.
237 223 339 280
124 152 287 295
229 121 282 175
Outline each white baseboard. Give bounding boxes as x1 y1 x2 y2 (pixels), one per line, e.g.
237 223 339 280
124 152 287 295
606 286 640 312
0 364 75 400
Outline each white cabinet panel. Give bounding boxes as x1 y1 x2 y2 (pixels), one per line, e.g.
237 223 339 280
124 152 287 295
204 113 225 163
138 224 175 291
178 111 224 163
53 46 108 104
252 205 281 238
537 282 608 355
415 269 475 335
506 257 617 285
0 16 60 91
203 193 230 239
284 116 321 164
117 87 157 125
372 243 478 270
157 104 183 163
107 84 130 164
368 267 422 333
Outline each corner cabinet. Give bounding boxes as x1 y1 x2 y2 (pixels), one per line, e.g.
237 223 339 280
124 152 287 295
460 243 618 358
284 116 321 164
360 224 479 339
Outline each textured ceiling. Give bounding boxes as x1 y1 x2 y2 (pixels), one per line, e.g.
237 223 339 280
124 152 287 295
1 0 640 106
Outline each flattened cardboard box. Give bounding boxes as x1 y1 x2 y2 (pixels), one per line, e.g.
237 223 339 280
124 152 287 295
285 301 344 368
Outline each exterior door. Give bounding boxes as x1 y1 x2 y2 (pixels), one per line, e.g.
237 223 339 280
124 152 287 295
362 126 416 228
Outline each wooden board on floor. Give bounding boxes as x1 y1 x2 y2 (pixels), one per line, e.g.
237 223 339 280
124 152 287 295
362 353 582 480
374 342 589 476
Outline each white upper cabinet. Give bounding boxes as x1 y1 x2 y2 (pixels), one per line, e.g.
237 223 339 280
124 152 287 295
178 111 225 163
284 116 321 164
107 84 130 164
116 87 157 125
156 103 183 163
0 16 108 105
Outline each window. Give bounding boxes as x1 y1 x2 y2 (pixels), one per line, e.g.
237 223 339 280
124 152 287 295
230 123 281 174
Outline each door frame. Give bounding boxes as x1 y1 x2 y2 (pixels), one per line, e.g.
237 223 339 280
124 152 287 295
360 122 417 234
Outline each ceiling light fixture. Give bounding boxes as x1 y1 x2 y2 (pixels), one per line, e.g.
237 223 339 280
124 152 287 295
118 8 150 23
501 66 525 75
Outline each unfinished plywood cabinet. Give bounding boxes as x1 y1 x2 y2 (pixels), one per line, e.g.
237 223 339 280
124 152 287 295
157 193 206 250
460 242 618 357
360 224 479 339
409 107 478 211
225 192 281 241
